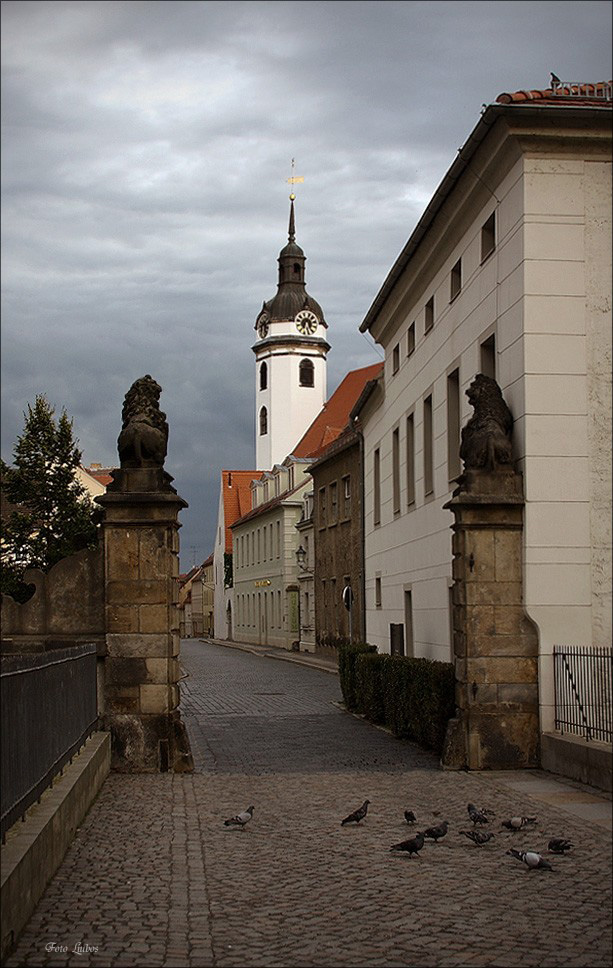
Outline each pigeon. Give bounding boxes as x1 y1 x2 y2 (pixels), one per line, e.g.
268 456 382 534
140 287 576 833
500 815 537 831
404 810 417 825
341 799 370 826
548 838 573 854
224 805 254 830
390 832 425 857
423 820 449 843
461 829 495 847
467 803 489 825
550 72 561 86
507 848 554 871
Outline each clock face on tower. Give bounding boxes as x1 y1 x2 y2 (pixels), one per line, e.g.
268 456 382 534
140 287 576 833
257 313 270 338
295 310 318 335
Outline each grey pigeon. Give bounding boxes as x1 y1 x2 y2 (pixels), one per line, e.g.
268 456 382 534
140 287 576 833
548 838 573 854
461 829 495 847
390 832 425 857
224 805 254 830
500 815 537 831
423 820 449 843
507 848 553 871
341 799 370 826
467 803 489 825
404 810 417 825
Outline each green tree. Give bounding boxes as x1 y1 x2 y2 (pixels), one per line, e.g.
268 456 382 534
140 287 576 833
0 396 101 602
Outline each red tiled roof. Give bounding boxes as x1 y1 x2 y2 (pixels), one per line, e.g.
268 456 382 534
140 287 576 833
82 465 116 487
496 80 612 105
291 363 384 460
221 469 260 552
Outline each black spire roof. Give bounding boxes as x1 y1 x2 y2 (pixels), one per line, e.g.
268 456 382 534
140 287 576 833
256 198 326 327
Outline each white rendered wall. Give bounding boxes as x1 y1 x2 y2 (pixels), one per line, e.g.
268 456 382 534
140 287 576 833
362 142 611 739
255 320 327 470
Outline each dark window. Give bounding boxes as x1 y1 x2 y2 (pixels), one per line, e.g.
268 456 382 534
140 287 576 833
375 576 382 607
481 212 496 262
480 334 496 380
406 412 415 506
259 361 267 390
450 258 462 301
392 343 400 374
447 368 461 482
330 481 338 522
299 358 314 387
424 394 433 496
318 487 326 528
392 427 400 514
373 448 381 526
407 322 415 357
425 296 434 334
259 406 268 435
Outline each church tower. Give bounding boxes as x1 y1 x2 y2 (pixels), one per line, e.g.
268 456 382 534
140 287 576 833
253 197 329 470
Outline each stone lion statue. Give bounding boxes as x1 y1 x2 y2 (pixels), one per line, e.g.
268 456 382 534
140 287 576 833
117 375 168 468
459 374 513 472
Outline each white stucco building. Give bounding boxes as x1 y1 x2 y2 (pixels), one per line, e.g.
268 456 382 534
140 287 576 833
357 80 612 738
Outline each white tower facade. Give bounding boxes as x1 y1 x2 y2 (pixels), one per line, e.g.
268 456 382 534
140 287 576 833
253 199 329 470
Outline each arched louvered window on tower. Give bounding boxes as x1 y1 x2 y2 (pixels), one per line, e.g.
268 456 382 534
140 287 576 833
259 406 268 435
260 361 268 390
299 358 314 387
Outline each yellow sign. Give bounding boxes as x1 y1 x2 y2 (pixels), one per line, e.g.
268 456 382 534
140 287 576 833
254 579 272 587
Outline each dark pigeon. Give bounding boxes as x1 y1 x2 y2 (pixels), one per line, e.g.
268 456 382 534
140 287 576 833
341 799 370 826
404 810 417 825
461 829 495 847
423 820 449 843
390 832 425 857
467 803 489 825
548 838 573 854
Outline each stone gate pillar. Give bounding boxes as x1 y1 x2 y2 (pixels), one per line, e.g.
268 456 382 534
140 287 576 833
441 375 539 771
96 375 193 773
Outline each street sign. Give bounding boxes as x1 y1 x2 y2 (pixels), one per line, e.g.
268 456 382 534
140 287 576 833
342 586 353 610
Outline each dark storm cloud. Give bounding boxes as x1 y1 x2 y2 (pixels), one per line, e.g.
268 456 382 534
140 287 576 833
2 0 611 565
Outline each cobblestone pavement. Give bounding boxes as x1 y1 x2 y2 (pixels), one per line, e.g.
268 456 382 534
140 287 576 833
6 639 612 968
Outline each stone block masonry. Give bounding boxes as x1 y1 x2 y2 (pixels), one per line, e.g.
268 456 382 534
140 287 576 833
97 467 192 773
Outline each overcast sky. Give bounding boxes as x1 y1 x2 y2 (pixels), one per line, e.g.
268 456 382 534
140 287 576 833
2 0 611 567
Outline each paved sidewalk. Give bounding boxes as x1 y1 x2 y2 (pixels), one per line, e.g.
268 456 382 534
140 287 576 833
5 639 612 968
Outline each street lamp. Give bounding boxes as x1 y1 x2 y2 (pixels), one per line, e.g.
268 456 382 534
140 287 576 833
295 545 311 572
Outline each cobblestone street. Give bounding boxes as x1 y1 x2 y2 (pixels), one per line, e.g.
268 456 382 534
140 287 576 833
6 639 612 968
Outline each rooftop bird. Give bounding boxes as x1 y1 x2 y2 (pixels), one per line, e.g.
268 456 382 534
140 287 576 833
507 848 553 871
404 810 417 825
390 832 425 857
223 805 254 830
550 72 561 86
423 820 449 843
467 803 489 825
461 829 495 847
548 838 574 854
500 816 537 831
341 799 370 826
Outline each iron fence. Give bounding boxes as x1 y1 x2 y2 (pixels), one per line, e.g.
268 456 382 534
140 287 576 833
1 644 98 839
553 645 612 743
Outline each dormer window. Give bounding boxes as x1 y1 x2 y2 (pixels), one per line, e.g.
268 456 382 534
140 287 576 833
299 358 314 387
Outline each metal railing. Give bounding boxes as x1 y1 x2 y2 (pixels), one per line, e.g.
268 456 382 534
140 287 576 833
550 80 613 100
1 644 98 839
553 645 612 743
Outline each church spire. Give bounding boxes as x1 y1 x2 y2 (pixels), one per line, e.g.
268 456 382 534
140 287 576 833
288 194 296 243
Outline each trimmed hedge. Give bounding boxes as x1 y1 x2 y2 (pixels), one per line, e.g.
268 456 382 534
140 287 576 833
338 644 456 755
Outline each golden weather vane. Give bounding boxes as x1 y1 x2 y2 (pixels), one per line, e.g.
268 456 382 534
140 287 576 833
287 157 304 200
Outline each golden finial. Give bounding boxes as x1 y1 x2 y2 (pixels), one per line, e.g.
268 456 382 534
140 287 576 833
287 157 304 199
